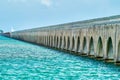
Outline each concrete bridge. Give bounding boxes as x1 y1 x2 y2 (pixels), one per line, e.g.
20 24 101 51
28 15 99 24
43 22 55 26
10 15 120 63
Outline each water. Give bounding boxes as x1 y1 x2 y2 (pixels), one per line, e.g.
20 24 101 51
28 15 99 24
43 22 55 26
0 36 120 80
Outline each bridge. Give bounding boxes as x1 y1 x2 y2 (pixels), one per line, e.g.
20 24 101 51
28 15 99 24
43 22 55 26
10 15 120 64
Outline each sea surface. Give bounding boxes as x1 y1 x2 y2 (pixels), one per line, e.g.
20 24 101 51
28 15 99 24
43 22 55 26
0 35 120 80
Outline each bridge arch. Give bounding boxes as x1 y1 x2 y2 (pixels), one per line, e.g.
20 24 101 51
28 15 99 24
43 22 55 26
118 41 120 61
54 36 56 47
47 36 49 46
43 36 44 44
67 36 70 50
45 36 47 45
56 36 59 48
39 36 42 44
107 37 113 59
46 36 48 45
51 36 53 47
63 36 66 49
72 37 75 51
59 36 62 48
77 36 80 52
49 36 51 46
39 36 41 44
97 37 103 57
83 37 87 53
89 37 94 55
44 36 46 45
42 36 44 44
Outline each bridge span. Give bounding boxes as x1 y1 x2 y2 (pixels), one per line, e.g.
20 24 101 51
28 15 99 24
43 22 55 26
10 15 120 63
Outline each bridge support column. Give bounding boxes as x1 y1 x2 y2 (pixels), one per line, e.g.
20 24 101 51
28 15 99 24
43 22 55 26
103 38 107 60
74 37 78 52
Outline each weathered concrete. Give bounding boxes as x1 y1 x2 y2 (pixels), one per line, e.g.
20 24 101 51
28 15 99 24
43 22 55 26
11 15 120 63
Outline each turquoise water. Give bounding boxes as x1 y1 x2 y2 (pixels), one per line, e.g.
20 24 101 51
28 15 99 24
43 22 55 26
0 36 120 80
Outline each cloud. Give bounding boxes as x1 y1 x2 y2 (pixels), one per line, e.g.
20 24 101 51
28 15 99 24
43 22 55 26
40 0 52 7
7 0 52 7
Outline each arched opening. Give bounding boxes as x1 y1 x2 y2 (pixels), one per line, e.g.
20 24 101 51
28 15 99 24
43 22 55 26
54 36 56 47
47 36 49 46
43 36 44 44
45 36 47 45
42 36 44 43
64 36 66 48
67 36 70 49
56 36 59 47
41 36 43 43
72 37 75 50
118 41 120 61
83 37 87 53
59 36 62 48
39 36 41 44
107 37 113 59
38 36 40 44
89 37 94 55
77 37 80 52
51 36 53 47
97 37 103 57
48 36 50 46
43 36 46 45
41 36 43 44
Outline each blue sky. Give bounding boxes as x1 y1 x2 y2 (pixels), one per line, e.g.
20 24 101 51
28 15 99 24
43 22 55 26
0 0 120 32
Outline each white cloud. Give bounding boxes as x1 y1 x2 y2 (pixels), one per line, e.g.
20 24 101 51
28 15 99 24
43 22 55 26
7 0 53 7
40 0 52 7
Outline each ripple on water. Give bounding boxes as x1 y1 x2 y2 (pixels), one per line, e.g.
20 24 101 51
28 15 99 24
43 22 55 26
0 36 120 80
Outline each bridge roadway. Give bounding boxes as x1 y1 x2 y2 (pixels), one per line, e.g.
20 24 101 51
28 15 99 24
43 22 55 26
11 15 120 64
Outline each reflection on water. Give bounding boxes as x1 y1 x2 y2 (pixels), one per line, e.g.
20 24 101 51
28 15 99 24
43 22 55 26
0 36 120 80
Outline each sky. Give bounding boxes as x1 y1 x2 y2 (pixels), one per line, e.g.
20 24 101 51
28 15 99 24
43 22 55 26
0 0 120 32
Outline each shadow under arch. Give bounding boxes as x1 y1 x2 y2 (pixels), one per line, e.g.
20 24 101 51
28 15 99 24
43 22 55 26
72 37 75 51
54 36 56 47
83 37 87 53
59 36 62 48
51 36 53 47
107 37 113 59
44 36 46 44
67 36 70 50
118 41 120 61
45 36 47 45
97 37 103 57
42 36 44 44
89 37 94 55
47 36 49 46
49 36 51 46
77 36 80 52
56 36 59 47
63 36 66 48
